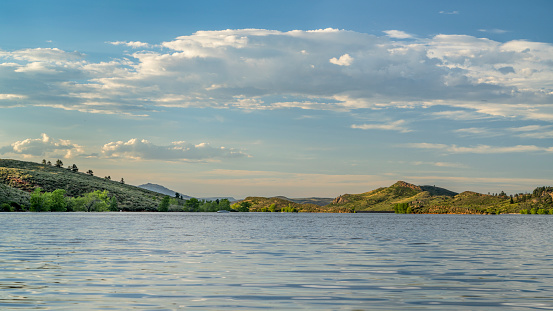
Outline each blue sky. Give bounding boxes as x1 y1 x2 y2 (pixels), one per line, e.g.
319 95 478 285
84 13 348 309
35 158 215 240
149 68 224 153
1 0 552 198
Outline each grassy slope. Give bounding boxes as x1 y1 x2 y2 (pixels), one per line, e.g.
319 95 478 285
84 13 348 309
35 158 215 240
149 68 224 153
240 196 354 213
0 159 166 211
327 181 433 212
329 181 553 214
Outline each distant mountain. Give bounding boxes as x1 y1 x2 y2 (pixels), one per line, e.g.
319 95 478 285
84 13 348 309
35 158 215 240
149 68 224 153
138 183 191 199
138 183 235 202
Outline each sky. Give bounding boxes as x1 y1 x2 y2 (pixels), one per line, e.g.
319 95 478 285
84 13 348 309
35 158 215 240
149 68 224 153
1 0 552 199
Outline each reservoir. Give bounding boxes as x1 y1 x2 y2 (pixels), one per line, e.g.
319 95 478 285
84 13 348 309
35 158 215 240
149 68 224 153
1 213 552 310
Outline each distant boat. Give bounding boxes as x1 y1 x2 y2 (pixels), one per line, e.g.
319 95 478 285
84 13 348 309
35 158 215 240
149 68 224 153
217 210 230 213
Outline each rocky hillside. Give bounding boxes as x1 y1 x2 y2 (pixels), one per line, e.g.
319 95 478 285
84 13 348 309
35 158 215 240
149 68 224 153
238 196 354 213
328 181 446 212
329 181 553 214
0 159 169 211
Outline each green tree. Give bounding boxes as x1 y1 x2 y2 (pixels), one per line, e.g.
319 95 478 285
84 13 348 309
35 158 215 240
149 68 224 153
219 199 231 211
109 196 118 211
86 169 93 176
159 195 170 212
237 201 251 212
30 188 47 212
1 203 12 212
82 190 110 212
47 189 67 212
55 159 63 168
185 198 200 211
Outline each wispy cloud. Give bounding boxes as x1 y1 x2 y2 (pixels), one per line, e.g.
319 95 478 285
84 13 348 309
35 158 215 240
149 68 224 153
478 28 509 34
101 138 249 161
405 143 553 154
439 10 459 15
108 41 152 48
383 30 413 39
351 120 411 133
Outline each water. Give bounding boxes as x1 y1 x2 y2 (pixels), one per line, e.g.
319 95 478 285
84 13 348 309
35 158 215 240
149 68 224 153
1 213 552 310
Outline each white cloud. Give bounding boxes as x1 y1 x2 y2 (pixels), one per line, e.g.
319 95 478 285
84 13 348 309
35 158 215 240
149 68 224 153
0 29 553 123
439 10 459 15
0 133 84 159
405 143 553 154
351 120 411 133
101 138 249 161
478 29 509 34
108 41 151 48
383 30 413 39
329 53 354 66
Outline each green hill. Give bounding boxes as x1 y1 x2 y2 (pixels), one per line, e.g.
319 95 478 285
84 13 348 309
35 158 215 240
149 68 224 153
238 196 354 213
0 158 167 211
327 181 441 212
328 181 553 214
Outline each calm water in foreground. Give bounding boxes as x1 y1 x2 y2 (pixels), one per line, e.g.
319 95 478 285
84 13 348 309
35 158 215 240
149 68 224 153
1 213 553 310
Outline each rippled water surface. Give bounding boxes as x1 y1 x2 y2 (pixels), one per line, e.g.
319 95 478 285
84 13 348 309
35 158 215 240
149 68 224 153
1 213 553 310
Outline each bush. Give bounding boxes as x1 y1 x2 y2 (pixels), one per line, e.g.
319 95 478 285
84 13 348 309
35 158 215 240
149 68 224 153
1 203 11 212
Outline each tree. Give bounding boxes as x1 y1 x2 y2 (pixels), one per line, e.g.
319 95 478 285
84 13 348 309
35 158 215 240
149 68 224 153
237 201 251 212
120 178 125 184
30 188 47 212
104 176 111 180
185 198 200 211
175 192 180 199
47 160 52 166
71 164 78 172
82 190 110 212
159 196 170 212
55 159 63 168
219 199 231 211
41 159 47 165
109 196 118 212
86 169 93 176
47 189 67 212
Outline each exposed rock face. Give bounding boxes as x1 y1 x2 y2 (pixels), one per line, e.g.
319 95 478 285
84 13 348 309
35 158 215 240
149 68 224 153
332 195 349 204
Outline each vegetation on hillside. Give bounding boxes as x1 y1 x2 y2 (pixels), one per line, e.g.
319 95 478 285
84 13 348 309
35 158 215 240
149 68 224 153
329 181 553 214
1 159 552 214
235 196 355 213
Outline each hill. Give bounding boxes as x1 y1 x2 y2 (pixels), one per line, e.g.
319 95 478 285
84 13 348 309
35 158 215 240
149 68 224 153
238 196 354 213
138 183 192 199
327 181 444 212
273 196 333 206
0 158 169 211
138 183 236 202
329 181 553 214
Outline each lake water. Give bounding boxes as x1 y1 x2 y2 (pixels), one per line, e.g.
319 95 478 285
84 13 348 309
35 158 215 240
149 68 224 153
1 213 553 310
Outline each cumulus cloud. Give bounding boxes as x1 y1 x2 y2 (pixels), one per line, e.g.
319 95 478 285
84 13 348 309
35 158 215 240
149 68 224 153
0 133 84 159
101 138 249 161
351 120 411 133
0 28 552 122
329 53 354 66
